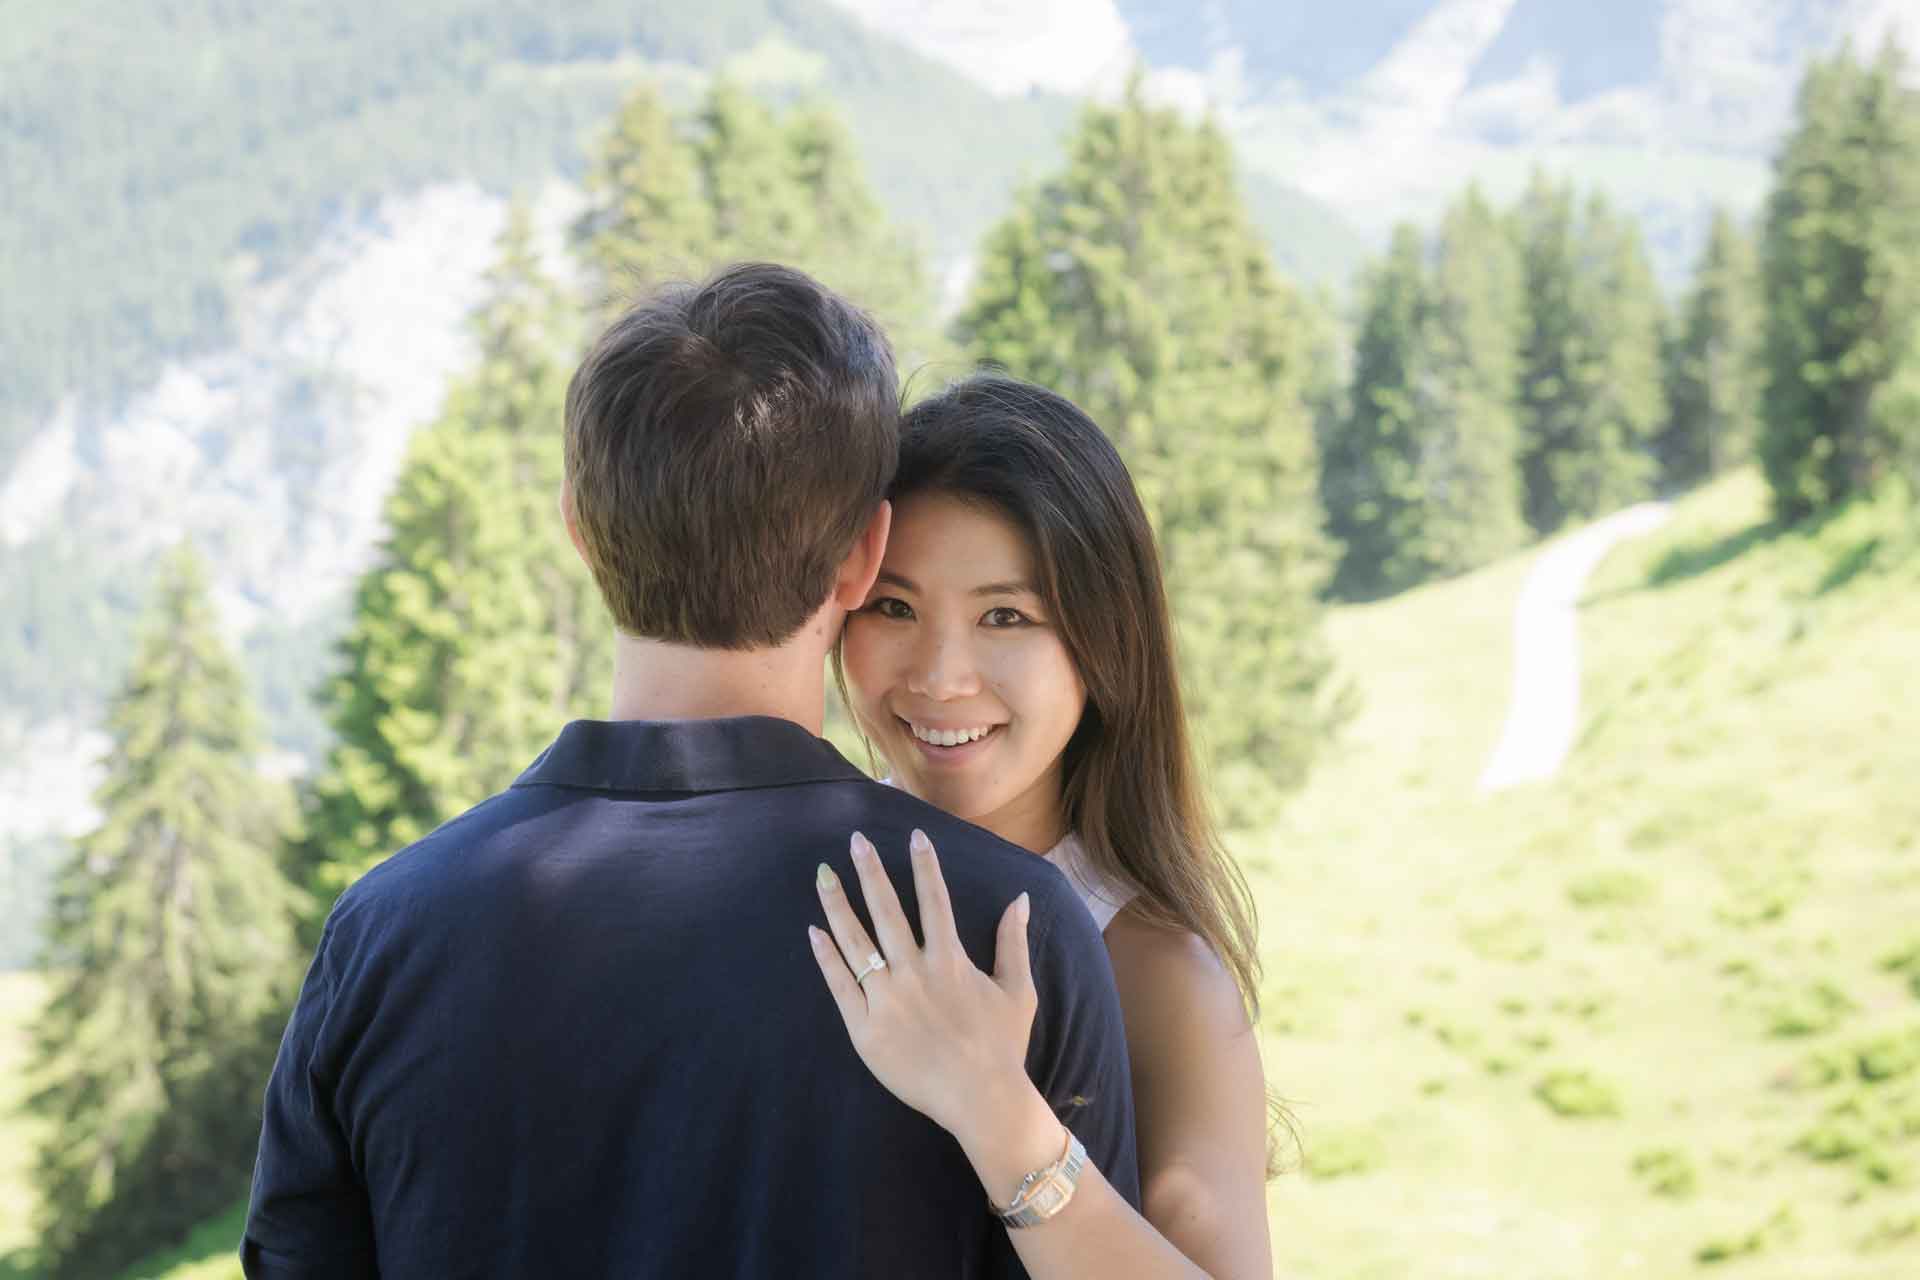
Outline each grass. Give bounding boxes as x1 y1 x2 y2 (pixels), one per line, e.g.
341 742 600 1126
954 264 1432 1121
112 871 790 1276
1256 468 1920 1277
4 467 1916 1278
0 973 44 1279
111 1204 244 1280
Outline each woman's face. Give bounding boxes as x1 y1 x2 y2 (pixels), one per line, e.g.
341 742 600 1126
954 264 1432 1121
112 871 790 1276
842 491 1088 852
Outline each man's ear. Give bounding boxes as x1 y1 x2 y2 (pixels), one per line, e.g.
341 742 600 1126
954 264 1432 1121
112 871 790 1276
832 499 892 611
559 477 590 566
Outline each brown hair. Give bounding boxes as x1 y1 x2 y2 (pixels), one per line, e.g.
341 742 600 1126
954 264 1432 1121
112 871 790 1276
564 262 898 648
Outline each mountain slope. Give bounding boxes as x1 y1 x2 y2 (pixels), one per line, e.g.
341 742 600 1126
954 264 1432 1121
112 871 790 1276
1258 468 1920 1276
0 0 1074 468
831 0 1920 283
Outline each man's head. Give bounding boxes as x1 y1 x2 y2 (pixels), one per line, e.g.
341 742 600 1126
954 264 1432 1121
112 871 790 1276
562 262 898 650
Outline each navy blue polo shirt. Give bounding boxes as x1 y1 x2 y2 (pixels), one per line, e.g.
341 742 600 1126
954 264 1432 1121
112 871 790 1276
243 717 1139 1278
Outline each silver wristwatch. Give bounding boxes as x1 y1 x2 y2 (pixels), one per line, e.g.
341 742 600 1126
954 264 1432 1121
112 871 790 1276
994 1128 1088 1228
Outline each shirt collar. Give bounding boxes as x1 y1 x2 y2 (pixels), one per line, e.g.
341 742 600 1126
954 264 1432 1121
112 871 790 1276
513 716 869 795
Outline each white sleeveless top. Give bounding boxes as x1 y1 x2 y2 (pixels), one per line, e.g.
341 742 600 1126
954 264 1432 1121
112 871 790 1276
1043 831 1139 934
877 780 1137 933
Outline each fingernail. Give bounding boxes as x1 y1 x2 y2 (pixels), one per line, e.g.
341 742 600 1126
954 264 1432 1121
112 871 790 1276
851 831 874 862
910 829 932 857
816 863 838 892
1016 892 1030 924
807 926 826 948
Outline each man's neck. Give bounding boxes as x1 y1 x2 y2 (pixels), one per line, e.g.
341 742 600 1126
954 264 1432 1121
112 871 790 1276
604 625 833 736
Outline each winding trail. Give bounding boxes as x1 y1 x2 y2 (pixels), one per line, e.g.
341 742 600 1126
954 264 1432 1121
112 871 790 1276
1478 502 1673 793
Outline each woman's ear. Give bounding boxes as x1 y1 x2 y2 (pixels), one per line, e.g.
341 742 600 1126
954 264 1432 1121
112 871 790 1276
833 499 892 610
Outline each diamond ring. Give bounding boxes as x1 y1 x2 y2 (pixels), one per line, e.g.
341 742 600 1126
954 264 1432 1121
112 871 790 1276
853 951 887 986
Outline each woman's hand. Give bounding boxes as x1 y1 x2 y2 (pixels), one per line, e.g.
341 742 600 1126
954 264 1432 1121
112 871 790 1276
812 833 1247 1280
808 828 1041 1143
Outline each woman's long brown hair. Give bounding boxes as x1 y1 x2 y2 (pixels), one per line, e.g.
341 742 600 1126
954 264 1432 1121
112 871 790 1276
835 374 1292 1168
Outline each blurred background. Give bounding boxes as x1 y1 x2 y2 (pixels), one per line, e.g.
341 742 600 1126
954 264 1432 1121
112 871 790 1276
3 2 1919 1277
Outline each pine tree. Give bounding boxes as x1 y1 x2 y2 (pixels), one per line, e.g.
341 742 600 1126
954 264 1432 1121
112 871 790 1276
1299 283 1351 506
1322 189 1525 597
1568 193 1666 512
1409 186 1528 575
1662 208 1764 488
1884 323 1920 493
572 84 715 318
1514 175 1663 532
28 546 303 1280
574 80 933 364
956 80 1338 826
299 207 611 896
1759 40 1920 521
784 100 938 367
696 79 807 257
1322 223 1427 597
1513 171 1585 534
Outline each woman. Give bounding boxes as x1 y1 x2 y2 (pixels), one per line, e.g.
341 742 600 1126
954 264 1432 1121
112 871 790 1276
805 374 1277 1278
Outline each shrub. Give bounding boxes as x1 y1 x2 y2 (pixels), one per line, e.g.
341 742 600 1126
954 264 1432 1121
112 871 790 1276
1696 1205 1796 1264
1765 981 1855 1037
1535 1070 1621 1118
1461 912 1546 963
1858 1026 1920 1083
1796 1115 1872 1162
1303 1128 1386 1180
1861 1213 1920 1252
1567 869 1655 908
1631 1147 1698 1198
1881 936 1920 999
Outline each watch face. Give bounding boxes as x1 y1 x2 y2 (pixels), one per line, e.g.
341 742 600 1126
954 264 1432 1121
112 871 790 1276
1033 1178 1068 1215
1002 1131 1086 1226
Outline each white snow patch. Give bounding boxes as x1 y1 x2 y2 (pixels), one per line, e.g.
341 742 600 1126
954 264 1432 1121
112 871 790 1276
9 181 584 636
820 0 1135 97
1836 0 1920 73
1354 0 1520 122
0 716 109 841
1658 0 1798 149
2 180 585 856
0 408 81 549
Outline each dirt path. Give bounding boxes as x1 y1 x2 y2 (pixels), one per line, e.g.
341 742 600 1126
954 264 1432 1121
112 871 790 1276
1478 502 1672 793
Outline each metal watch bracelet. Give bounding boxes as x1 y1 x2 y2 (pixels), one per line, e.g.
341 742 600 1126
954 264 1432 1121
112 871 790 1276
993 1127 1088 1228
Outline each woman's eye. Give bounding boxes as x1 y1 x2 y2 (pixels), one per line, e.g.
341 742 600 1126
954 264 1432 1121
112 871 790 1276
981 606 1031 628
867 597 914 620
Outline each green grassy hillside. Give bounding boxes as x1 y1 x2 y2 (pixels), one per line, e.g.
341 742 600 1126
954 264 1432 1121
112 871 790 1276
1259 469 1920 1277
8 468 1915 1277
109 1207 245 1280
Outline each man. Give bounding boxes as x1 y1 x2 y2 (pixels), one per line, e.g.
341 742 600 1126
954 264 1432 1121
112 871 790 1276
242 262 1139 1277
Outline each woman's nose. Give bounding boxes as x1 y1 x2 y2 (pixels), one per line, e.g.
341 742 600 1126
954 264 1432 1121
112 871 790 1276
906 629 983 701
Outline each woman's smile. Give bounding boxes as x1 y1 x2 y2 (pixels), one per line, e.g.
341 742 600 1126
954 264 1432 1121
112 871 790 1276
899 716 1006 764
843 491 1087 852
